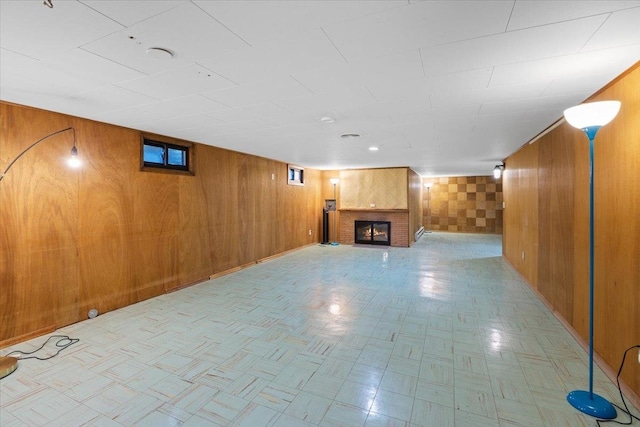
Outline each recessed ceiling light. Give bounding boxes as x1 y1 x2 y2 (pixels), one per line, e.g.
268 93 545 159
340 133 360 139
320 116 335 123
369 146 379 151
146 47 174 60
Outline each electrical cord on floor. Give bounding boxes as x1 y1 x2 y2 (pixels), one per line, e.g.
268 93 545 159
4 335 79 361
597 344 640 426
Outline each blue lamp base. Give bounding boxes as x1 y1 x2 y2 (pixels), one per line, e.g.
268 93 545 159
330 242 339 246
567 390 617 419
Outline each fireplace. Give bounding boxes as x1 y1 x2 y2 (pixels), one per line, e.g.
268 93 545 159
355 221 391 246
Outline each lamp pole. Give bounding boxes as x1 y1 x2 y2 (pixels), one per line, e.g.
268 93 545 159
424 182 433 233
330 178 339 245
564 100 620 420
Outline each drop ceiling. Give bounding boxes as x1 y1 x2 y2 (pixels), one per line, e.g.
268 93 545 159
1 0 639 177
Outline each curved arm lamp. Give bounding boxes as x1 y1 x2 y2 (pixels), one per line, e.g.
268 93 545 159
0 126 79 378
493 163 505 179
0 127 79 183
329 178 340 245
564 100 621 420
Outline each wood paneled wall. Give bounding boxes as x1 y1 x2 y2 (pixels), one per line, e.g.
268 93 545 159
0 102 322 346
423 176 503 233
408 168 423 243
339 168 408 210
503 63 640 399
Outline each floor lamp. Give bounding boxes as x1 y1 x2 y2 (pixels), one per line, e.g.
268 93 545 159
329 178 339 245
424 182 432 233
0 127 80 378
563 100 621 419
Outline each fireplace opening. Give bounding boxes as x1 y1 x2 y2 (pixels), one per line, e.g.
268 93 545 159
355 221 391 246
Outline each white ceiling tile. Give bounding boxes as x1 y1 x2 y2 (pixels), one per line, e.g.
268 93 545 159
28 85 158 120
367 68 492 103
81 2 249 74
199 28 346 86
582 6 640 51
42 49 146 85
205 102 292 125
193 0 405 46
430 82 547 110
140 95 229 118
0 73 71 111
202 76 313 108
323 1 513 61
175 119 272 141
90 94 227 129
80 0 185 27
0 1 123 60
138 114 222 134
479 93 585 116
489 45 640 88
275 87 377 114
0 49 117 97
116 64 236 100
420 15 607 76
507 1 640 31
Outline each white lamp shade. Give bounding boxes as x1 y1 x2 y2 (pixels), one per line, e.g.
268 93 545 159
563 100 621 129
329 178 340 185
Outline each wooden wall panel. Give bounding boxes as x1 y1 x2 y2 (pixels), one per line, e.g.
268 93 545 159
408 168 423 244
425 176 503 233
537 125 575 320
503 63 640 399
78 125 139 315
0 101 323 346
503 143 539 288
1 105 78 342
339 168 408 209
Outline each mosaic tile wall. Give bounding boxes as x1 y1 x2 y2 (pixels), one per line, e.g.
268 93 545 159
422 176 503 234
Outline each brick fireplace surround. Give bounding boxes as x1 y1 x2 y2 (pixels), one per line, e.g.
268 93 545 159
338 209 410 247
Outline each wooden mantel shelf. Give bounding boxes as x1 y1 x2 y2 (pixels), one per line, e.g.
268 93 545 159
339 208 409 213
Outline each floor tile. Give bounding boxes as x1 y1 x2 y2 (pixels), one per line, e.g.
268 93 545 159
1 233 635 427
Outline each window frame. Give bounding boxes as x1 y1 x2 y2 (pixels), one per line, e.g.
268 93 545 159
287 164 304 186
140 133 194 175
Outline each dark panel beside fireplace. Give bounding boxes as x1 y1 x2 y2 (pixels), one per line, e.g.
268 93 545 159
355 221 391 246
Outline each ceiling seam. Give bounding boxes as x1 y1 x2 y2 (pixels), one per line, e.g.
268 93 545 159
321 28 349 64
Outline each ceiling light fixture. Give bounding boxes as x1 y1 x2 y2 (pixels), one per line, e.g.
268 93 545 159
493 163 505 179
340 133 360 139
320 116 335 123
146 47 174 60
369 146 379 151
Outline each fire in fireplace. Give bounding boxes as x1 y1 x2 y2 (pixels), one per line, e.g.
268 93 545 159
355 221 391 245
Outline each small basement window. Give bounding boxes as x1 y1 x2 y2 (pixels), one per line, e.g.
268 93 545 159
288 164 304 186
141 135 193 174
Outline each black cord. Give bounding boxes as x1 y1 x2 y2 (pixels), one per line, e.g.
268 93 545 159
597 344 640 426
4 335 79 361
